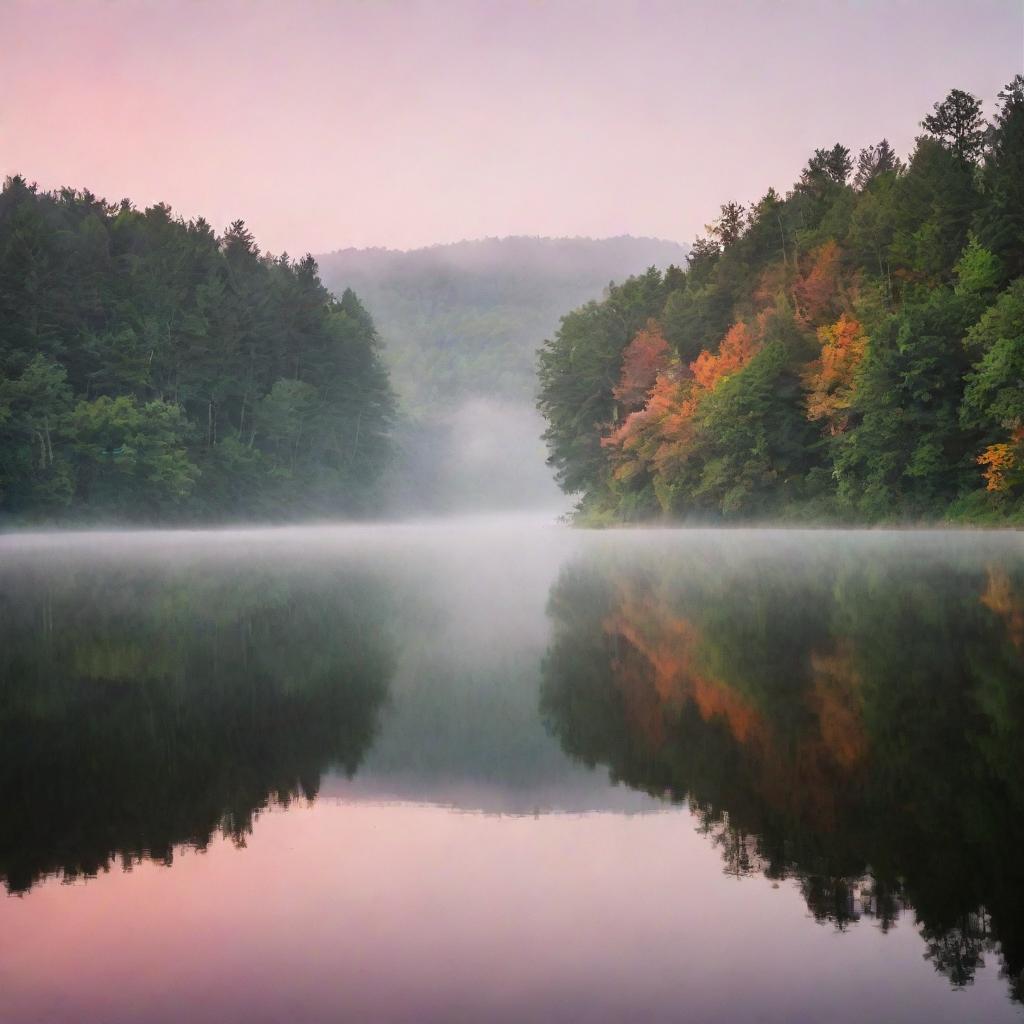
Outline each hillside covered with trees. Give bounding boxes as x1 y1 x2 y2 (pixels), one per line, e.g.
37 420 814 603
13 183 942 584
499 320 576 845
538 80 1024 524
0 180 395 522
317 236 687 412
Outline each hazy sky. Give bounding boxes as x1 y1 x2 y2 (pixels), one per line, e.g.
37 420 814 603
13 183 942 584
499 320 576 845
3 0 1022 254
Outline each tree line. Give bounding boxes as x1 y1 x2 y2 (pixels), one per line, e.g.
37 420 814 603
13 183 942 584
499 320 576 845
538 80 1024 523
0 179 395 522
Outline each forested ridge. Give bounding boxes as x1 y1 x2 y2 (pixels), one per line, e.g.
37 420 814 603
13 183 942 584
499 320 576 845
538 80 1024 524
0 179 395 522
317 236 687 412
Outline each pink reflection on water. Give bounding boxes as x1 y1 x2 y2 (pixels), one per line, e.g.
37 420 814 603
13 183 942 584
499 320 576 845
0 799 1014 1023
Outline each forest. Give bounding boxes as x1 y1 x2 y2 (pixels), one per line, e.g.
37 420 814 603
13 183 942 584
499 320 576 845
0 180 395 522
538 80 1024 524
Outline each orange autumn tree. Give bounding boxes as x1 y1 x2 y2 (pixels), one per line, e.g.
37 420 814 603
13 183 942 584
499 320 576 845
613 320 672 411
977 427 1024 493
691 320 759 390
803 314 867 435
603 319 762 497
793 240 844 324
978 442 1016 492
603 368 691 483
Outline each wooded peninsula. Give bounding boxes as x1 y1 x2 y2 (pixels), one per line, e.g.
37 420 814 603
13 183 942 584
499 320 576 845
538 81 1024 524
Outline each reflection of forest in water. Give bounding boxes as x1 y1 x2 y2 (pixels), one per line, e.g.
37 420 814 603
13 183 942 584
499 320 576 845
0 556 395 895
5 529 1024 1011
540 535 1024 1004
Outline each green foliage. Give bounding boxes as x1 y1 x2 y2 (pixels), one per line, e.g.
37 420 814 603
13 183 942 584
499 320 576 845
538 83 1024 524
922 87 987 164
69 396 197 515
0 180 395 522
890 137 978 280
835 289 978 517
696 342 817 516
955 236 1002 297
961 279 1024 432
976 76 1024 279
537 268 670 496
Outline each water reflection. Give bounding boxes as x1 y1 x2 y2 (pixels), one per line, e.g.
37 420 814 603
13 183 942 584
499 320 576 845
0 551 394 894
541 533 1024 1003
3 526 1024 1021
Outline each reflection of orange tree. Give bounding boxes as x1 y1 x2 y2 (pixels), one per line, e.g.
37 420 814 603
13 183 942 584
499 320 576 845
601 576 866 836
981 565 1024 650
541 548 1024 1001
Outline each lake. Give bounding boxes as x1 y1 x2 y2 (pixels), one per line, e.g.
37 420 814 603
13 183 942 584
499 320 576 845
1 519 1022 1023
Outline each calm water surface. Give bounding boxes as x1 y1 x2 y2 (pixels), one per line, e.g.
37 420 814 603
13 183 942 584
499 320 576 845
1 519 1023 1023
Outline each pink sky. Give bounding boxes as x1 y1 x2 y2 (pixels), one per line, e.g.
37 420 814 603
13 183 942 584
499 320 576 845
3 0 1022 254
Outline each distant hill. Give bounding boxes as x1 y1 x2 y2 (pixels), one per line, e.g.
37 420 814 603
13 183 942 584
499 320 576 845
316 235 688 412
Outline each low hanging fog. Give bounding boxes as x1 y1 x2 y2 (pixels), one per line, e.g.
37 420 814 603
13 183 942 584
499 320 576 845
387 396 564 514
434 396 563 512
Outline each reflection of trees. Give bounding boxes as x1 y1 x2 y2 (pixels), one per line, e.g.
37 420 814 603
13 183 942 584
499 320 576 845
541 541 1024 1002
0 560 394 894
923 913 996 990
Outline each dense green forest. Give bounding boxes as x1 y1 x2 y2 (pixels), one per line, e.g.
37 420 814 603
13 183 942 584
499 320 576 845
538 80 1024 524
0 179 395 522
317 236 685 511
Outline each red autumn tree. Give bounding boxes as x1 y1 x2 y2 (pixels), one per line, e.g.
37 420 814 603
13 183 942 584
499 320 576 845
613 320 672 411
603 319 761 492
794 240 843 324
603 369 690 482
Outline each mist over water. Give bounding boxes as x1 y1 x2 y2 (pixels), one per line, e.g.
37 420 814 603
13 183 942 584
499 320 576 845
2 521 1023 1022
386 396 567 516
441 396 564 511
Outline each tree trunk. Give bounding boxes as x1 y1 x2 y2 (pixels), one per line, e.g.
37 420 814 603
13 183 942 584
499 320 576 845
43 416 53 465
